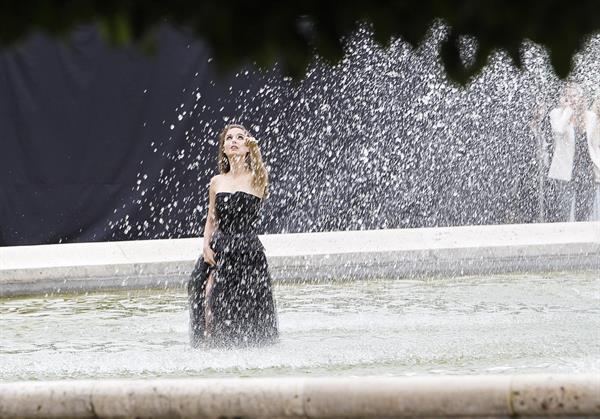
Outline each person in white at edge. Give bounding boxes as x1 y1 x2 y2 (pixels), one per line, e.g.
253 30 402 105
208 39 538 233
547 84 596 221
583 94 600 221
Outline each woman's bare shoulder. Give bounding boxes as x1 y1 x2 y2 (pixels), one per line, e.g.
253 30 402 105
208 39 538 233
209 174 223 191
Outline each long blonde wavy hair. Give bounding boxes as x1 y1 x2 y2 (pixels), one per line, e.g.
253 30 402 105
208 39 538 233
217 124 270 198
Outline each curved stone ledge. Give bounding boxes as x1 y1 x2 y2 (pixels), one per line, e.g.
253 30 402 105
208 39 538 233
1 221 599 297
0 374 597 418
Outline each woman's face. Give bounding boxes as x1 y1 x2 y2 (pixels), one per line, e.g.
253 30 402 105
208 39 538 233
561 89 577 107
561 85 583 108
223 127 250 158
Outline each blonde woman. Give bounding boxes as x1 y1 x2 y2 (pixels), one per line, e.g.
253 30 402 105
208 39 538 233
547 84 595 221
188 124 278 348
584 96 600 220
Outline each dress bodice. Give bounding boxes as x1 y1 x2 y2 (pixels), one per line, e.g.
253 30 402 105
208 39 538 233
215 191 262 233
210 191 265 253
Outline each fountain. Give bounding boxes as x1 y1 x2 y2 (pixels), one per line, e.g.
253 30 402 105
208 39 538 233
105 23 600 238
1 22 599 418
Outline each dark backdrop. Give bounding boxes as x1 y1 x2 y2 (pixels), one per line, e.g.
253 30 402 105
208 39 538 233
0 24 274 246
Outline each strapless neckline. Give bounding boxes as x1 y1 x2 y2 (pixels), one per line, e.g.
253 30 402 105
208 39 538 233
216 190 262 200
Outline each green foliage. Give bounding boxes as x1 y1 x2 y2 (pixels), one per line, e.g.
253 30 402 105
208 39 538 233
1 0 599 84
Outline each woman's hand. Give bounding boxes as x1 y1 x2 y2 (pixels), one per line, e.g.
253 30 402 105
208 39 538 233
203 245 217 266
245 136 259 147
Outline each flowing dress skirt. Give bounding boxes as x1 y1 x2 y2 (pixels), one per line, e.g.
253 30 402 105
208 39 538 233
188 238 279 348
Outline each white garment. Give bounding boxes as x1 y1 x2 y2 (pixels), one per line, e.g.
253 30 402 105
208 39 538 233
590 184 600 221
548 107 575 181
585 111 600 221
584 110 600 183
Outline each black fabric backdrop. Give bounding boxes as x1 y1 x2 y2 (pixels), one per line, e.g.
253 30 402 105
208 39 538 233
0 24 275 246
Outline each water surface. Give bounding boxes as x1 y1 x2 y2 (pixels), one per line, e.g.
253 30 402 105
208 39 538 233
1 271 598 381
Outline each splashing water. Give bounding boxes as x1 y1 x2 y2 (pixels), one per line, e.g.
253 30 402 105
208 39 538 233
107 22 600 240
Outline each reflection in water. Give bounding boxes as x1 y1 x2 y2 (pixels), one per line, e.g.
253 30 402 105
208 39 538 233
1 271 598 381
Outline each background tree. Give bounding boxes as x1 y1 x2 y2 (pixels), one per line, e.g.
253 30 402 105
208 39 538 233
1 0 599 84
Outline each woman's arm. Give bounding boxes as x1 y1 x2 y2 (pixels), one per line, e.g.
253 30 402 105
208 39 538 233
203 175 218 251
584 111 600 178
549 106 574 134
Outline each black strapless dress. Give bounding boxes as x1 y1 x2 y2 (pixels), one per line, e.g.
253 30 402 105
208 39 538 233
188 190 279 348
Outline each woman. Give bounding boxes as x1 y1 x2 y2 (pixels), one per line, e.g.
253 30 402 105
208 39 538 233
188 124 279 348
547 84 595 221
584 95 600 221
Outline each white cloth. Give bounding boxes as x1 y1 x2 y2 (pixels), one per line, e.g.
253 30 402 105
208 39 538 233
590 184 600 221
548 107 575 181
585 111 600 221
584 110 600 183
